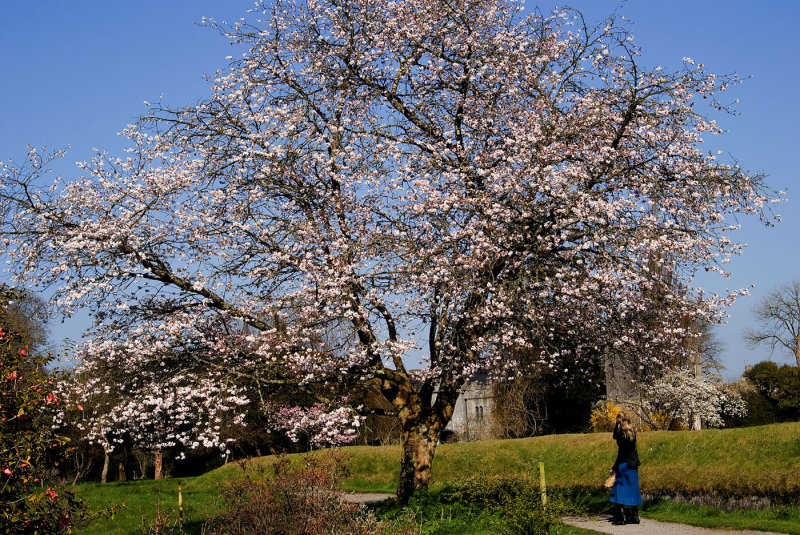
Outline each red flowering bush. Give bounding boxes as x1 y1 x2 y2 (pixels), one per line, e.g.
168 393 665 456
0 285 85 534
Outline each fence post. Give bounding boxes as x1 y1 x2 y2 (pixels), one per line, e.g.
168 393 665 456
178 481 184 534
538 461 547 506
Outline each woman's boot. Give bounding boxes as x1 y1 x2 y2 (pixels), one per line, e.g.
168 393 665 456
627 506 640 524
611 504 625 525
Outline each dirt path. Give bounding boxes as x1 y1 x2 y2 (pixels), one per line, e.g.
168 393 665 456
563 515 784 535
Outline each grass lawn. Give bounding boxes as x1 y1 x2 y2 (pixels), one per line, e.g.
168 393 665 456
74 477 221 535
73 421 800 534
643 498 800 535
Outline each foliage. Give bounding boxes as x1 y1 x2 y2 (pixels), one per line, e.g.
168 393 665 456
727 386 780 427
740 361 800 423
492 367 603 439
491 374 547 439
495 489 580 535
642 409 688 431
0 284 87 533
375 488 498 535
377 473 580 535
139 493 184 535
202 452 404 535
0 288 49 355
589 401 686 432
1 0 778 501
589 402 622 433
444 473 580 535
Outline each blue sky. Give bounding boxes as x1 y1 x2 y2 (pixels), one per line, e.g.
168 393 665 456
1 1 798 378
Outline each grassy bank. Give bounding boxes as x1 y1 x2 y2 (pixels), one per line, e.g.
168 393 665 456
74 422 800 534
207 421 800 499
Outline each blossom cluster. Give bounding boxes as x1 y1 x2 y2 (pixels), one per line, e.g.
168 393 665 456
55 337 250 457
271 403 363 448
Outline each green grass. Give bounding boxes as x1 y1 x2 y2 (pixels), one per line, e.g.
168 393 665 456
74 477 221 535
643 498 800 535
338 421 800 499
73 422 800 534
566 489 800 534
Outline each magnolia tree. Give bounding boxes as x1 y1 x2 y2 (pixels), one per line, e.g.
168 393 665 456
54 324 250 480
640 367 746 429
0 0 777 502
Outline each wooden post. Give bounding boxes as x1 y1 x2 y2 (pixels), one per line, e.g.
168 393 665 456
178 481 184 532
154 449 163 480
538 461 547 506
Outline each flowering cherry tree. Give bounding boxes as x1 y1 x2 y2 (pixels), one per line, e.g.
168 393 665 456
0 0 777 502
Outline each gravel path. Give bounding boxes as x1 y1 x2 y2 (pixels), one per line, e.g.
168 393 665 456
563 515 784 535
343 493 394 505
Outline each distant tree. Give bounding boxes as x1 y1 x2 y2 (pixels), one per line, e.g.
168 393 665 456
745 281 800 368
491 373 546 439
743 361 800 421
0 0 777 503
55 340 251 481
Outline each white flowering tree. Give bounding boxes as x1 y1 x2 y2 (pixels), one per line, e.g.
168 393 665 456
640 367 746 429
1 0 776 502
55 326 250 480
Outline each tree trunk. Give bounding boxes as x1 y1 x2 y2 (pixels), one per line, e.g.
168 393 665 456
153 449 163 480
396 421 440 504
389 371 460 505
118 461 127 481
101 449 110 484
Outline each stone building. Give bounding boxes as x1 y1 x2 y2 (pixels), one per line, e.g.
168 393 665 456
443 374 495 441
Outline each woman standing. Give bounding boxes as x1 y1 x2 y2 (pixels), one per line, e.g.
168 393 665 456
609 411 642 525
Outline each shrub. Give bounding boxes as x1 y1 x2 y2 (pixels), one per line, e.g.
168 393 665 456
443 472 581 535
590 402 622 432
744 362 800 422
0 285 88 534
375 489 494 535
497 489 579 535
642 410 689 431
203 451 409 535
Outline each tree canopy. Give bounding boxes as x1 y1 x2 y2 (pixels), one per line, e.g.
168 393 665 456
0 0 777 502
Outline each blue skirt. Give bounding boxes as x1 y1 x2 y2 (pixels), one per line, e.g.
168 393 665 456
609 463 643 506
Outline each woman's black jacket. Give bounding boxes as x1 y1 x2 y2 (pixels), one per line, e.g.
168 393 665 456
612 424 641 471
